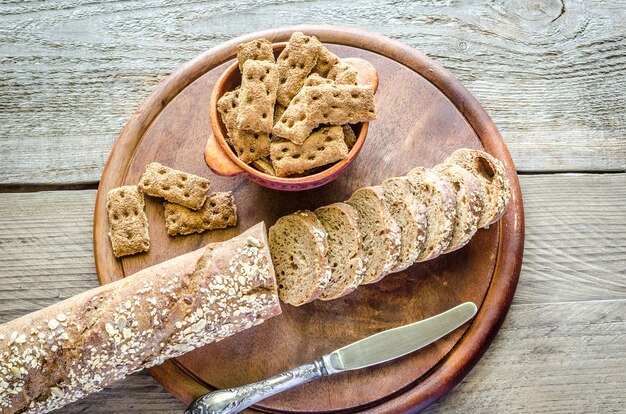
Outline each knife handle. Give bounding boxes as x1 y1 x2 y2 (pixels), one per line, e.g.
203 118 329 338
185 358 328 414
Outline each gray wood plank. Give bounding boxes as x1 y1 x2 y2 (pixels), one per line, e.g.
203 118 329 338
1 0 625 185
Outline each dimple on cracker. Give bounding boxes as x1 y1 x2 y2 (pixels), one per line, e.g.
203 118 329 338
164 192 237 236
270 125 348 177
276 32 322 106
106 186 150 257
236 60 279 133
138 162 211 210
311 46 339 77
328 62 358 85
236 38 275 72
272 84 376 144
218 89 271 163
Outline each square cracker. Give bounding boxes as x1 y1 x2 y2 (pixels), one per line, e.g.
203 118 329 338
138 162 211 210
328 62 358 85
311 45 340 77
218 89 271 163
272 84 376 144
236 38 274 72
270 125 348 177
106 186 150 257
164 192 237 236
236 60 279 133
276 32 322 106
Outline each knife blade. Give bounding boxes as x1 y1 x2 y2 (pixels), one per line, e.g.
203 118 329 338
322 301 478 374
186 302 478 414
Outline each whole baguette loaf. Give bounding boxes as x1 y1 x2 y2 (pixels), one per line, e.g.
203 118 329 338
0 222 280 414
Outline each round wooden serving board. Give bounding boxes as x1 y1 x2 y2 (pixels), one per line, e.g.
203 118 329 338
94 25 524 413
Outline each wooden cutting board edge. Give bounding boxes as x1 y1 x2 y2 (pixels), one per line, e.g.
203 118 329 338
93 24 524 413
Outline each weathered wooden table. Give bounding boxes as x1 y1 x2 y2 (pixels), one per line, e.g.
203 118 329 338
1 1 624 413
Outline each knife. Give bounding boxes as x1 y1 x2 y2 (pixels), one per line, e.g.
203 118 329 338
185 301 477 414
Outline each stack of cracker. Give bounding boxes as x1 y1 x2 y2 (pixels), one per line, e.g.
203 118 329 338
218 32 377 178
106 163 238 257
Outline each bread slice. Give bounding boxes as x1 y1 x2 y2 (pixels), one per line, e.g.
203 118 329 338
381 177 427 271
314 203 366 300
406 167 456 261
433 163 483 252
268 210 331 306
346 186 401 284
446 148 511 227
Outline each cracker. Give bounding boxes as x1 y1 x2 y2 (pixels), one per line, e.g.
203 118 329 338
328 62 358 85
311 45 340 77
252 157 276 176
342 125 357 149
273 103 287 126
276 32 322 106
236 38 274 72
273 84 376 144
218 89 271 163
304 73 333 87
270 125 348 177
106 186 150 257
164 192 237 236
236 60 279 133
138 162 211 210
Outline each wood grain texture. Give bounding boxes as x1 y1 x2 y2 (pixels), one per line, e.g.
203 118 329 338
0 173 624 412
89 26 524 411
1 0 625 185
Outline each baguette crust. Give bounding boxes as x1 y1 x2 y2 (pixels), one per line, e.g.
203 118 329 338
446 149 511 227
0 223 280 414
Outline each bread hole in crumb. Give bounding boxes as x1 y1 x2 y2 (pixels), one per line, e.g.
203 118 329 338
280 77 286 84
113 214 119 221
290 63 296 69
292 154 301 159
223 108 229 114
332 91 340 98
476 157 496 180
293 97 300 104
212 210 219 215
347 112 354 118
180 174 187 181
200 182 208 190
312 94 320 101
246 96 253 103
299 113 306 121
162 185 170 191
232 101 237 108
288 254 294 261
287 119 295 127
256 42 262 49
452 182 460 191
250 148 255 153
222 215 229 221
276 156 283 161
317 146 325 151
325 136 333 142
351 92 360 98
307 155 315 160
247 75 253 80
177 183 184 189
299 63 305 69
262 113 267 119
266 68 270 74
260 75 265 82
184 192 190 198
126 232 133 239
159 168 167 174
210 201 217 207
281 147 288 152
133 210 138 216
331 104 338 109
304 37 310 44
253 133 259 139
142 180 150 187
322 113 328 118
119 191 125 197
266 89 271 96
237 147 244 154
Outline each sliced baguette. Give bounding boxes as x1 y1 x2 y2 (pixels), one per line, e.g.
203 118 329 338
268 210 331 306
406 167 456 261
346 186 401 284
314 203 366 300
433 163 483 252
446 148 511 227
381 177 427 271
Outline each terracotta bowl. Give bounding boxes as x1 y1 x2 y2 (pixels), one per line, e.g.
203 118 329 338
206 42 379 191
